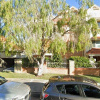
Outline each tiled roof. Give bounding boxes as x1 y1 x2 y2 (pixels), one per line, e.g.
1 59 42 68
87 48 100 54
91 37 100 40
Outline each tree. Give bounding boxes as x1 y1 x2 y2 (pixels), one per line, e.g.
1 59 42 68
0 0 14 55
1 0 67 75
57 7 99 53
0 0 99 76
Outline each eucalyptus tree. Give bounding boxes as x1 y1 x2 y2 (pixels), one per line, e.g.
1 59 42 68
0 0 14 54
1 0 99 76
57 7 99 53
1 0 68 76
56 0 99 53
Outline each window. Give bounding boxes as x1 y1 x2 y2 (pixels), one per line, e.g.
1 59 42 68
56 84 80 96
92 41 95 47
92 41 100 48
56 85 66 94
82 85 100 98
98 22 100 28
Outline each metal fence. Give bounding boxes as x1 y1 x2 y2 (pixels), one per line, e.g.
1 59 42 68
47 61 68 68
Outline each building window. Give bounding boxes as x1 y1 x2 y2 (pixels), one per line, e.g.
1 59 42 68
92 41 100 48
97 22 100 28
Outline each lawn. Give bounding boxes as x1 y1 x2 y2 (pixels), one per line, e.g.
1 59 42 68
0 72 100 83
83 75 100 83
0 72 64 80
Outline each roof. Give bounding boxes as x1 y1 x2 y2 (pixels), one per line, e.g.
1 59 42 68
87 48 100 54
70 6 78 12
91 37 100 40
49 75 97 85
91 4 100 10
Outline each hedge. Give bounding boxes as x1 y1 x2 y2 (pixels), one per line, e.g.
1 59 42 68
68 56 92 68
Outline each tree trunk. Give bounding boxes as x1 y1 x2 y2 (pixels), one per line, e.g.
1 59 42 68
37 55 45 76
37 63 44 76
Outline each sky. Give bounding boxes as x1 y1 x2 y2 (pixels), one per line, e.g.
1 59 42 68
66 0 100 8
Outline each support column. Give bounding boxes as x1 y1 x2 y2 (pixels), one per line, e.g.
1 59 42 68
69 60 75 75
43 61 47 73
14 59 22 73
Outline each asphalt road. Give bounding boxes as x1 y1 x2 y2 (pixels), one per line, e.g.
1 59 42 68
31 93 40 100
7 78 48 100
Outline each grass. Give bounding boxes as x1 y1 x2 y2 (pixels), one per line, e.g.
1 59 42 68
0 72 100 83
0 72 64 80
83 75 100 83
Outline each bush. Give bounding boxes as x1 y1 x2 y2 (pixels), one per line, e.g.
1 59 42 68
97 61 100 67
68 56 92 68
47 53 64 68
22 58 38 67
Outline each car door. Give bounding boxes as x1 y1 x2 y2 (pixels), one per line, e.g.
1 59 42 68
56 84 86 100
81 84 100 100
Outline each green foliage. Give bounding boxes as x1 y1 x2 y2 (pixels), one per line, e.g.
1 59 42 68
97 61 100 67
57 1 99 53
69 56 92 68
22 58 38 67
50 35 67 54
78 0 94 8
0 41 3 51
47 52 64 68
52 52 63 62
87 18 99 37
1 0 68 60
0 0 97 75
1 0 97 58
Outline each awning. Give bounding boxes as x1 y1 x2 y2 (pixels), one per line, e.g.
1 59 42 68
87 48 100 56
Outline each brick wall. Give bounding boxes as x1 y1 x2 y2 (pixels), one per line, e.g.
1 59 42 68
64 51 84 59
21 67 68 75
21 67 100 76
46 67 68 74
75 68 100 76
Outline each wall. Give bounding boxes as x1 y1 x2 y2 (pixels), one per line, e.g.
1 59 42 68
16 59 100 76
64 51 84 59
75 68 100 76
21 67 36 73
46 67 68 74
21 67 68 75
21 67 100 76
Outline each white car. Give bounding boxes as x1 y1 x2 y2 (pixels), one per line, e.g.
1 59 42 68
0 76 31 100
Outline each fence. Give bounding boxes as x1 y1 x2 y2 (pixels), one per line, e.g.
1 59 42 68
47 61 68 68
15 60 100 76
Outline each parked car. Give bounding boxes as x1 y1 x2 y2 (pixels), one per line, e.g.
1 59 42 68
40 75 100 100
0 76 31 100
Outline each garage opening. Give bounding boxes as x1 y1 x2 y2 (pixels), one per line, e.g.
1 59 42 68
2 58 15 68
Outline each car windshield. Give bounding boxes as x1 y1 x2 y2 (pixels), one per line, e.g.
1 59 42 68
0 76 7 85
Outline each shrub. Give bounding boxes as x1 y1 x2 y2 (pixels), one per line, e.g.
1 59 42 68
68 56 92 68
22 58 37 67
47 52 64 68
97 61 100 67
